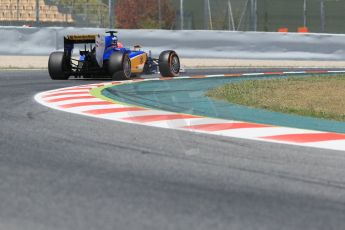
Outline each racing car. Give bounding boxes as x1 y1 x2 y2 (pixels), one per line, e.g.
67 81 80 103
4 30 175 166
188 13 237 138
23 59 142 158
48 31 180 80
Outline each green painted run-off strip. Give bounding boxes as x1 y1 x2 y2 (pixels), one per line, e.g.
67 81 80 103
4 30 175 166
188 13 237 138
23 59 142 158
97 74 345 134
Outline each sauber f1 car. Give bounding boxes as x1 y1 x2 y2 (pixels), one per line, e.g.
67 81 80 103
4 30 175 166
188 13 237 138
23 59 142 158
48 31 180 80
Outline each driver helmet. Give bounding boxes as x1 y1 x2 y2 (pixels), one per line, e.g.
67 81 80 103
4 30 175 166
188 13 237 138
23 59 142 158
112 36 118 47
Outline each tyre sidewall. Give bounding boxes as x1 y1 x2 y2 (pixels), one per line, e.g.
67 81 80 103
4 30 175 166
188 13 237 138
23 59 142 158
108 52 131 80
48 52 69 80
159 50 180 77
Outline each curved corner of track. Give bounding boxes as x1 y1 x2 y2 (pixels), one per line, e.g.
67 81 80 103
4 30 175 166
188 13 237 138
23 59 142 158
35 70 345 152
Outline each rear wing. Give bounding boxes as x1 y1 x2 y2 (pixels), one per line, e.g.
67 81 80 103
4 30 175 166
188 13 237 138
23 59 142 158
64 34 97 44
64 34 98 56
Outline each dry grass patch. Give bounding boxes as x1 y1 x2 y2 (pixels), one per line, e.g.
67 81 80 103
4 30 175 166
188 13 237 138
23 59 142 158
207 75 345 121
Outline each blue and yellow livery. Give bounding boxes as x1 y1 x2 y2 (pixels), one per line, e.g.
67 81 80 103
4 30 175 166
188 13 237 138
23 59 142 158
48 31 180 80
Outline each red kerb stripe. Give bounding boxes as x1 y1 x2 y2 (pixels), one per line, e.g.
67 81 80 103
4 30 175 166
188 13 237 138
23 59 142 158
83 107 145 115
133 78 145 81
46 96 95 103
262 132 345 143
60 101 114 109
123 114 199 122
43 91 90 98
223 74 242 77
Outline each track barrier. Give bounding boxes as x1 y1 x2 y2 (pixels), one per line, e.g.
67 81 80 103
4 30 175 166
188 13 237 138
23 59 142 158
1 26 345 60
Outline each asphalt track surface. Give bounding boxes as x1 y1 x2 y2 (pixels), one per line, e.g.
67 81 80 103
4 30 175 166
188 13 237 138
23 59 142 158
1 69 345 230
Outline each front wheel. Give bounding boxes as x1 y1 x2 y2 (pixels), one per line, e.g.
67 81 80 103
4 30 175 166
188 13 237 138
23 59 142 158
159 50 180 77
108 52 131 80
48 52 70 80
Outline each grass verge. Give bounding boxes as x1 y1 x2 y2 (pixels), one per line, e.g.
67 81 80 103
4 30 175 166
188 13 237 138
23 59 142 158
206 75 345 122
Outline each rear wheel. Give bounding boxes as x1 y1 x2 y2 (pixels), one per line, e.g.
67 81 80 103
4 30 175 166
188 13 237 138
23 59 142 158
48 52 70 80
108 52 131 80
159 50 180 77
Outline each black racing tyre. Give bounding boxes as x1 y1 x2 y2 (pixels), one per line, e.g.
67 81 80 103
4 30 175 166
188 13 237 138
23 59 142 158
48 51 70 80
158 50 180 77
108 52 131 80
